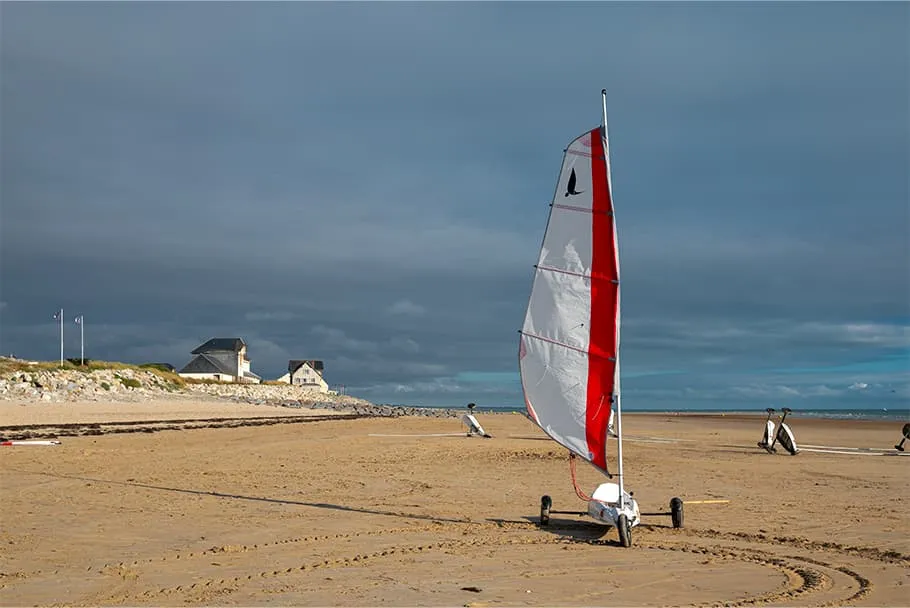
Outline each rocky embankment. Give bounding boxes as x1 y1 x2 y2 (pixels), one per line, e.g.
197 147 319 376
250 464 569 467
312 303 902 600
0 366 467 418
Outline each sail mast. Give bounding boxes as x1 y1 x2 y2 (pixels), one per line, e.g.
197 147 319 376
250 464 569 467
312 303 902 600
602 88 625 508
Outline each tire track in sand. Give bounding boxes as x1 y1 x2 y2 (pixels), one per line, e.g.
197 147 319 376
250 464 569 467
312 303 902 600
86 520 901 607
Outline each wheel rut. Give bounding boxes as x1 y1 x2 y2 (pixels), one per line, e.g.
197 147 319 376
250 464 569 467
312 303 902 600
72 520 901 606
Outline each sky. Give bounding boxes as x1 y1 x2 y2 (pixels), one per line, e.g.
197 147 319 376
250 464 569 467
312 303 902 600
1 2 908 411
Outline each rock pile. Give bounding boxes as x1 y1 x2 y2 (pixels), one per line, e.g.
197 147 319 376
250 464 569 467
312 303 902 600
185 383 468 418
0 367 181 403
0 365 473 419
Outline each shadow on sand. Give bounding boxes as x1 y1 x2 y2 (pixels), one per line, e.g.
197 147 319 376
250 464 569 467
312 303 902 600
8 468 473 526
492 513 619 545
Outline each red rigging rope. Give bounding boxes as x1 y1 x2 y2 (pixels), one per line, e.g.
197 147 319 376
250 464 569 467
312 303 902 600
568 453 594 502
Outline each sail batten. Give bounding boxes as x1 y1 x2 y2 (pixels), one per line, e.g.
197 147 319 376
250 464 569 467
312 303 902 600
519 330 617 361
566 150 606 160
551 203 613 216
535 264 617 281
519 122 619 474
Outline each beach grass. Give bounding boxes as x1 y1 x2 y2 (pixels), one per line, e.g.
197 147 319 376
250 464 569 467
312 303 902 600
0 357 186 387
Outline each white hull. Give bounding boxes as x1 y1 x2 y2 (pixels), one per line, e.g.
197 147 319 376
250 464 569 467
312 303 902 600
759 420 775 449
462 414 491 438
777 422 799 455
586 482 640 527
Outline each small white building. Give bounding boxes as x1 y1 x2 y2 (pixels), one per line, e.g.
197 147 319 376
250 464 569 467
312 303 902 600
178 338 261 383
276 359 328 393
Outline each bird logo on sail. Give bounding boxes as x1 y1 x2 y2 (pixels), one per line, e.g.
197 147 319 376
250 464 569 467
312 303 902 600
565 168 584 197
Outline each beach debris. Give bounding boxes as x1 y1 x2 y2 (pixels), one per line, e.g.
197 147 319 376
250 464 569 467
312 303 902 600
1 440 61 446
461 586 482 593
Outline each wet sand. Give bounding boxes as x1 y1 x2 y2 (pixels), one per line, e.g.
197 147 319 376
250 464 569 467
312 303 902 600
0 397 348 426
1 406 907 606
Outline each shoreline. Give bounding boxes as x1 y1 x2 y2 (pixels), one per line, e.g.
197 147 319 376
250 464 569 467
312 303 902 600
2 399 904 449
3 395 906 427
386 404 909 422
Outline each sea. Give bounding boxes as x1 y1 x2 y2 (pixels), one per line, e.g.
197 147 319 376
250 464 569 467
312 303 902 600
391 405 909 422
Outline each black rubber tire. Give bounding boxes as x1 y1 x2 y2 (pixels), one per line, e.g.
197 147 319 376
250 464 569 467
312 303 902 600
670 497 684 529
617 514 632 547
540 495 552 526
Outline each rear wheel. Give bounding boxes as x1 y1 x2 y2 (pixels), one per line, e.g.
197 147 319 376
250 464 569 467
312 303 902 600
670 497 684 528
617 514 632 547
539 495 552 526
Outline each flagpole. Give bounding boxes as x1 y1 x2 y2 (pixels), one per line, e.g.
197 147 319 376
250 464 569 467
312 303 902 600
76 316 84 365
59 308 64 366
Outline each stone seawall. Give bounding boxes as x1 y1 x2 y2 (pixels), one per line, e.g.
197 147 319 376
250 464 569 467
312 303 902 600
0 366 474 419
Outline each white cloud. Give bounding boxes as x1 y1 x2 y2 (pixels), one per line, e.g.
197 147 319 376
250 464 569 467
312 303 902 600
730 384 803 399
386 299 426 316
244 311 297 322
837 323 910 348
389 336 420 354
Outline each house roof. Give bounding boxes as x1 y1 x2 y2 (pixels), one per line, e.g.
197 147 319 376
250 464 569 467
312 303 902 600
179 353 236 375
191 338 246 354
289 359 324 373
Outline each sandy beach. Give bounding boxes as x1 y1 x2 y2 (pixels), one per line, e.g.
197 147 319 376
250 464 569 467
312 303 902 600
1 402 907 607
0 397 353 426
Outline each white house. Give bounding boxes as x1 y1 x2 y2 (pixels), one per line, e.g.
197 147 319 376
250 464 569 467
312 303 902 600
276 359 328 393
178 338 261 383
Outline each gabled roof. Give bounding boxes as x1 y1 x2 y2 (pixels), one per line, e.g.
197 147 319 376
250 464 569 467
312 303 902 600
179 353 237 375
289 359 324 373
192 338 246 354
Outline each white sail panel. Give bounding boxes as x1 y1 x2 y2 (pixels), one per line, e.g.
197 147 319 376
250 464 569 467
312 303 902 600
520 125 618 473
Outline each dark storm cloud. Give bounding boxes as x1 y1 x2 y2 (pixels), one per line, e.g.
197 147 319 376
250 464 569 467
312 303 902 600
1 2 907 408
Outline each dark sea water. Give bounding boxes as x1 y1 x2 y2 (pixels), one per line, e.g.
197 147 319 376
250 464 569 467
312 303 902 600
392 404 909 422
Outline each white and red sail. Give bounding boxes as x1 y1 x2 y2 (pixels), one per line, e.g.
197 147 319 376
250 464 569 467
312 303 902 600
519 124 620 475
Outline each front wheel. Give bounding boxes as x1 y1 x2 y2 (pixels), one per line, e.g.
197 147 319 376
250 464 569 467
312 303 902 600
539 495 552 526
670 497 684 529
617 514 632 547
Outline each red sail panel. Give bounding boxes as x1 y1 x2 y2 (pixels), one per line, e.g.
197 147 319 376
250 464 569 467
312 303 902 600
584 127 619 471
